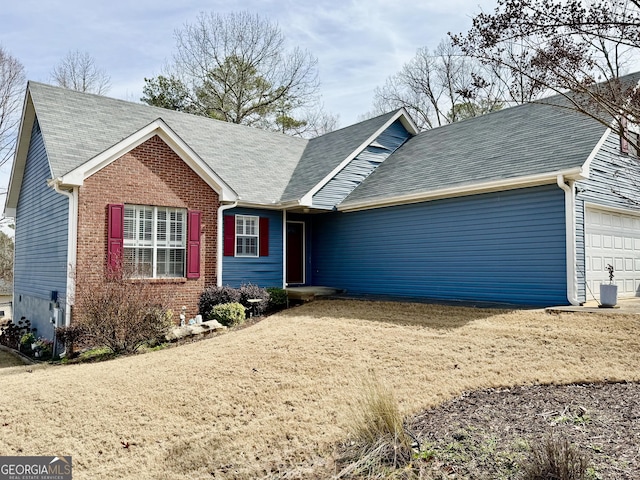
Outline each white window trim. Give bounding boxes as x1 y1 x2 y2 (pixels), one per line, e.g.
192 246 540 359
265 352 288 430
235 214 259 258
124 205 187 278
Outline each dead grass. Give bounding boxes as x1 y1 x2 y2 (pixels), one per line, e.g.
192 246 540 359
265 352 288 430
0 346 28 368
0 299 638 479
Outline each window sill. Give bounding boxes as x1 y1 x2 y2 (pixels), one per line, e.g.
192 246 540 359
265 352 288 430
128 277 188 284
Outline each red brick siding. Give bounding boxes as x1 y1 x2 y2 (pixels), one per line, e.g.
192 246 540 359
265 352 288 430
76 135 220 321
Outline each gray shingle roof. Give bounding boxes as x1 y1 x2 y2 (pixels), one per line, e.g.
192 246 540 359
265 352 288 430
341 97 608 207
29 82 308 204
27 78 629 210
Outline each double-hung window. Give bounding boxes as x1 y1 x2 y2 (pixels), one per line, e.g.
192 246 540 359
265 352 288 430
123 205 186 277
235 215 259 257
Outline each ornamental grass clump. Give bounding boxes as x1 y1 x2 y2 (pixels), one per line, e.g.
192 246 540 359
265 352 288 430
520 434 590 480
337 374 413 478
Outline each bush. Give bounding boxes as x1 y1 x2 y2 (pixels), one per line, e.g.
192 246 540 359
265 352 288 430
238 283 269 316
210 302 246 327
74 272 173 355
198 285 241 317
20 332 36 348
55 324 87 358
520 435 589 480
266 287 288 311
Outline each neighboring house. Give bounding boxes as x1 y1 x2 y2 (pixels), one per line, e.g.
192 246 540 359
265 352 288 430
5 81 640 339
0 279 12 320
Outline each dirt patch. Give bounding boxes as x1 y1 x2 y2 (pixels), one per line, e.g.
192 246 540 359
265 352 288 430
406 382 640 479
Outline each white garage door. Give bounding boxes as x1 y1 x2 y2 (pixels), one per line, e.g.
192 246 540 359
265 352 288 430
585 207 640 299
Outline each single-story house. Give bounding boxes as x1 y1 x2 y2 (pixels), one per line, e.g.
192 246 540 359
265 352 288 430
5 79 640 339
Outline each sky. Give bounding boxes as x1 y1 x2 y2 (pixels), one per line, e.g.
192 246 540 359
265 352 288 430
0 0 497 195
1 0 498 124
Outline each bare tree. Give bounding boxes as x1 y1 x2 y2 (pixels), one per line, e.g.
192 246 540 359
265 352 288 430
451 0 640 150
51 50 111 94
0 46 26 168
143 11 329 135
369 40 508 130
0 230 13 284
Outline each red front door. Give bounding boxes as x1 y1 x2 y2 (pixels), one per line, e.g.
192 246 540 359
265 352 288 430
286 222 304 284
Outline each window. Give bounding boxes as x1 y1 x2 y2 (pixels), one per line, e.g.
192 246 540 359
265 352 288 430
123 205 186 277
235 215 259 257
223 214 269 258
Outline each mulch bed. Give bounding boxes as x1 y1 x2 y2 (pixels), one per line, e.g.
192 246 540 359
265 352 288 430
408 382 640 479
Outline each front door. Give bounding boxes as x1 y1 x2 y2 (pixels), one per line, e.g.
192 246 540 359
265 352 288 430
286 221 305 285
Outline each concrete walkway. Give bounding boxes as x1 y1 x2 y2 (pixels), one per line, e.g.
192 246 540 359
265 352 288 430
546 296 640 314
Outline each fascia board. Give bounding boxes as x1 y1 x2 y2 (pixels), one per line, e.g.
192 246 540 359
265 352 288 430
4 89 39 217
59 119 238 201
300 109 415 205
579 128 611 180
338 168 585 212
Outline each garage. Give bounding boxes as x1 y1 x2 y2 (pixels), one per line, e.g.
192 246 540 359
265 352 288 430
585 206 640 299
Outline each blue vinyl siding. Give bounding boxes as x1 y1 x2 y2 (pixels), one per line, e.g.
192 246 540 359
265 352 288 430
312 185 567 306
312 120 411 209
575 132 640 302
222 207 283 288
576 132 640 211
14 120 68 335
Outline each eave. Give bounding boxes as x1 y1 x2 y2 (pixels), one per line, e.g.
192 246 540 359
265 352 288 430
338 168 586 213
57 118 238 202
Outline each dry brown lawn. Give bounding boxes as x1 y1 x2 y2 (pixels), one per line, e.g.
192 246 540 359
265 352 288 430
0 347 28 368
0 299 638 479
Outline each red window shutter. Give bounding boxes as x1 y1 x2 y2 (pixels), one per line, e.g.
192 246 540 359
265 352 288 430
186 210 201 279
107 204 124 271
260 217 269 257
621 117 629 154
224 215 235 256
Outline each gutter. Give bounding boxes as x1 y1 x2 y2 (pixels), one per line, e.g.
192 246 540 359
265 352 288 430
556 175 580 306
48 178 78 327
216 201 238 286
339 169 583 213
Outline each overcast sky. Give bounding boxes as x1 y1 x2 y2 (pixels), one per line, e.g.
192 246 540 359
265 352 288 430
2 0 497 126
0 0 497 198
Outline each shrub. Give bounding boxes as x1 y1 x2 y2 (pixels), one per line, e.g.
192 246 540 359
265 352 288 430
266 287 288 312
520 435 589 480
198 285 241 317
210 302 246 327
20 332 36 348
73 272 174 355
238 283 269 316
55 324 87 358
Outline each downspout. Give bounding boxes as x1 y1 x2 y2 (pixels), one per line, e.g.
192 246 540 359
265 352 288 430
216 201 238 287
50 180 77 327
282 209 287 289
557 175 580 306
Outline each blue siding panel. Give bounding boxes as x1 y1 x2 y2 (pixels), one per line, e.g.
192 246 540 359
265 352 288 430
575 132 640 301
575 200 586 302
577 132 640 210
14 120 69 336
222 207 283 288
313 120 411 209
312 185 567 306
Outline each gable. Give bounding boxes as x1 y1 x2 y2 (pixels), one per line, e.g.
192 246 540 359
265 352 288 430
310 119 413 209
